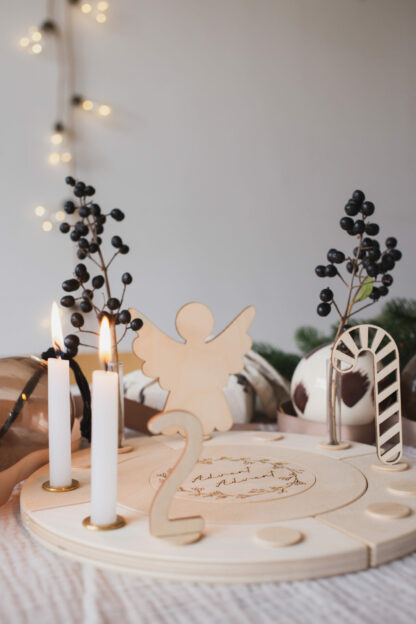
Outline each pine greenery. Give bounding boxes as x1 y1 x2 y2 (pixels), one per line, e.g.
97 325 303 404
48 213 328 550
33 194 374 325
252 343 301 382
253 298 416 380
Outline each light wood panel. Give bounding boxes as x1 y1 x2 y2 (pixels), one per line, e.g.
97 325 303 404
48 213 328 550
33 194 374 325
332 324 403 465
130 303 255 435
20 432 416 582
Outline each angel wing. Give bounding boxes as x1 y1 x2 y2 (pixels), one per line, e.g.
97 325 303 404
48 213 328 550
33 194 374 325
129 308 185 392
206 306 256 378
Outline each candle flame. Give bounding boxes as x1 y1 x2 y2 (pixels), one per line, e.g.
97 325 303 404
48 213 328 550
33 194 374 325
99 316 113 366
51 302 64 354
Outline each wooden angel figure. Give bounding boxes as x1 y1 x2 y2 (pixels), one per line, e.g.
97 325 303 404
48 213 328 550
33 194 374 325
129 302 256 435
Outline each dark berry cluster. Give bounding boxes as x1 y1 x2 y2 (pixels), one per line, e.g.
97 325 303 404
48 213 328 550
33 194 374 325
314 190 402 318
58 176 143 357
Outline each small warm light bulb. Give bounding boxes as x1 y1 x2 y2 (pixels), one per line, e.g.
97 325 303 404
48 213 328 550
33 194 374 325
96 13 107 23
97 1 109 11
61 152 72 163
98 104 111 116
55 210 65 222
19 37 30 48
81 3 92 14
34 205 46 217
32 43 43 54
99 316 113 367
48 152 60 165
51 301 64 353
42 220 53 232
31 31 42 42
50 132 63 145
82 99 94 111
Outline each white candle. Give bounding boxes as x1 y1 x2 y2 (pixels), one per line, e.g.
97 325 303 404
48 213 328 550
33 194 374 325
90 317 119 526
48 302 72 488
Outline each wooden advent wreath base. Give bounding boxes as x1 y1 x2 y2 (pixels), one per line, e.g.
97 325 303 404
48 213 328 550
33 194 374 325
20 431 416 584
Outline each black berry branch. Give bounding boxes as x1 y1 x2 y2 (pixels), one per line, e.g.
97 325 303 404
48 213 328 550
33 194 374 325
315 189 401 325
59 176 143 362
314 189 402 443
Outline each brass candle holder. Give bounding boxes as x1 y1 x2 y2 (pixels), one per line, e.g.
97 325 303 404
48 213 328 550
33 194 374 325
82 515 126 531
42 479 80 492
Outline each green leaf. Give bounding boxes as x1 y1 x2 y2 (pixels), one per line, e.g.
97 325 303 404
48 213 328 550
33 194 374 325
355 276 373 302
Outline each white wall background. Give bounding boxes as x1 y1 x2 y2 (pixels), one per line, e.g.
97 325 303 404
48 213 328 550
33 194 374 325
0 0 415 357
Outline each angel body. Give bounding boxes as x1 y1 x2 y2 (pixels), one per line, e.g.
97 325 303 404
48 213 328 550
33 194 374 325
130 303 256 435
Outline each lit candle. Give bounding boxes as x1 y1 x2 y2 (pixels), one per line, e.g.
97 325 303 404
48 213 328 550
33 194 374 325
47 302 72 488
90 316 120 526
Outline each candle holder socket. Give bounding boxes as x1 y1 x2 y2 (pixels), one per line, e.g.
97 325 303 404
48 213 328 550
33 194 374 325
82 515 126 531
42 479 80 492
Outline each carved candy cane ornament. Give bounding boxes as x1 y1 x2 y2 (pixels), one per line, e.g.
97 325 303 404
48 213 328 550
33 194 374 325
332 324 403 465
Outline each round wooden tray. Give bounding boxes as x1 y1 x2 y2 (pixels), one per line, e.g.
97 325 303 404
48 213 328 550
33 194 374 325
20 431 416 583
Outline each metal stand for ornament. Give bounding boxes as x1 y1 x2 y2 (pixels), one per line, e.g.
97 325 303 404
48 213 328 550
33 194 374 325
319 357 350 451
116 362 133 454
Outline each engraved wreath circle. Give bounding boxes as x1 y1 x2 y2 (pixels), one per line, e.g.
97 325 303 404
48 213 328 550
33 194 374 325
150 455 316 503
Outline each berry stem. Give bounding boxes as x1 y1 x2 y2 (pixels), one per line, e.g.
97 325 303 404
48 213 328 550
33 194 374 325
106 251 120 271
84 253 101 269
118 283 127 310
350 300 376 316
336 272 349 287
86 213 118 366
331 299 343 319
344 234 363 321
117 326 128 345
78 329 99 336
327 233 363 444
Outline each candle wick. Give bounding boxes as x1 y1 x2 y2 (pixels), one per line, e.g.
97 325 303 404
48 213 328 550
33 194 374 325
54 342 62 360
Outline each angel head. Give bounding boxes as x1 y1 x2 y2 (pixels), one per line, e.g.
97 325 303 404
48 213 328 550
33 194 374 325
176 303 214 343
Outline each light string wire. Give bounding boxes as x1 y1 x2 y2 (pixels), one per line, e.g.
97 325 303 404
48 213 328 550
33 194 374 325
20 0 112 227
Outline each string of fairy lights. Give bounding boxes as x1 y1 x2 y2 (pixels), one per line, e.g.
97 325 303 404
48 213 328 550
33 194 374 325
18 0 112 232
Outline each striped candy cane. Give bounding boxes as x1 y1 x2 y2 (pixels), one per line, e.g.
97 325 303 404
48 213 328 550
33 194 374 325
331 324 402 465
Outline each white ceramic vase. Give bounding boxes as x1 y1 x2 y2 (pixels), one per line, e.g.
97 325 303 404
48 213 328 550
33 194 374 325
290 343 375 426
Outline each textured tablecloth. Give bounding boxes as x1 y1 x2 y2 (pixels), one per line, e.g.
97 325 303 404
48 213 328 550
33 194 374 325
1 447 416 624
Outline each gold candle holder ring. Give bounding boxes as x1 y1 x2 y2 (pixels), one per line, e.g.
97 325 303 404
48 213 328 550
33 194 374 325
82 515 126 531
42 479 80 492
